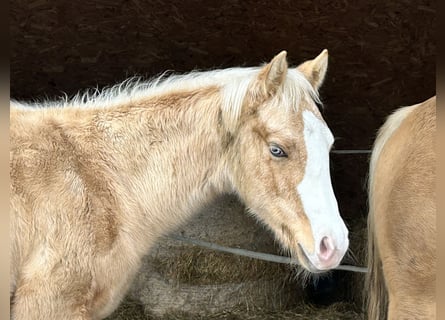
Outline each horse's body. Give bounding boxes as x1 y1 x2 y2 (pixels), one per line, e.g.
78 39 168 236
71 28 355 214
366 96 436 319
10 51 349 319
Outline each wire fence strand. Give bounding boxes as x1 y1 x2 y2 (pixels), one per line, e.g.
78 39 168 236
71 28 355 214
169 234 368 273
331 150 371 154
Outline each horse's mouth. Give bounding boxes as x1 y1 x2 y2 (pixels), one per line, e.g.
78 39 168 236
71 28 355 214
297 243 326 274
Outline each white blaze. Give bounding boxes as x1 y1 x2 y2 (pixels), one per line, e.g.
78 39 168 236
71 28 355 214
297 110 348 264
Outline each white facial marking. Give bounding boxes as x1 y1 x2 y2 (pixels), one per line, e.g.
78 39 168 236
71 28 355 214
296 110 348 269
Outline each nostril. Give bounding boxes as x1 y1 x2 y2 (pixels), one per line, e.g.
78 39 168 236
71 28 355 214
319 236 335 261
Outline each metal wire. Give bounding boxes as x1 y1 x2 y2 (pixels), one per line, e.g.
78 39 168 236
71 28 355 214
169 234 368 273
331 150 371 154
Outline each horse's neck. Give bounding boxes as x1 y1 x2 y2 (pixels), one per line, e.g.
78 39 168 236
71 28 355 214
92 89 233 249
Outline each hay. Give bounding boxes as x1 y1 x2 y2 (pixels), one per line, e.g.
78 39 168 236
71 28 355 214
155 302 363 320
151 248 290 285
108 297 363 320
122 240 368 318
130 245 305 317
107 297 147 320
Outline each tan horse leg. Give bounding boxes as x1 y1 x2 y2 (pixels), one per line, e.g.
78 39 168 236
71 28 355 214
11 276 92 320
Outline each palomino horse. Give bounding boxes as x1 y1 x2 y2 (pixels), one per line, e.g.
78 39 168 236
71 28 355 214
10 50 349 319
366 96 436 319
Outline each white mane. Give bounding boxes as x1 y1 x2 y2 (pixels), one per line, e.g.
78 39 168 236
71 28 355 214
11 66 321 123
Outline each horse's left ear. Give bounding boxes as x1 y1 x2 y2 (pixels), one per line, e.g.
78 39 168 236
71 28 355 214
297 49 328 90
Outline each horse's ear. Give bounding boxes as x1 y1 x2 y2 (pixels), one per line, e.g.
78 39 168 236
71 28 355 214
297 49 328 90
256 51 288 99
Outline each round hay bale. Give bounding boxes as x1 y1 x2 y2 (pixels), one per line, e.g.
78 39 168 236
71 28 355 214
126 194 305 317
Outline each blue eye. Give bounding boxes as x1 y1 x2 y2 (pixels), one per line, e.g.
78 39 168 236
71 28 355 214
270 145 287 158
